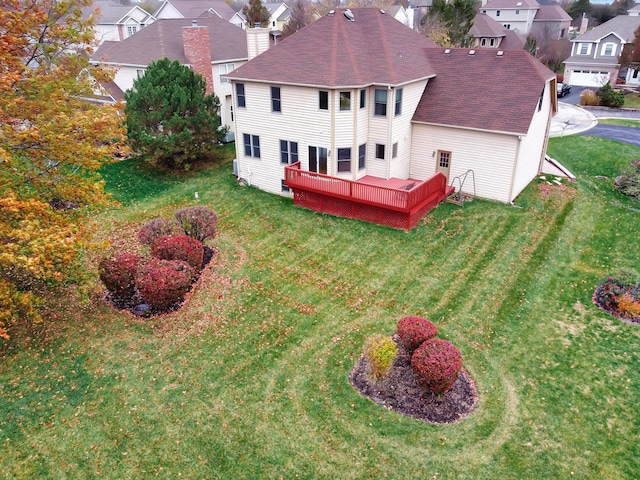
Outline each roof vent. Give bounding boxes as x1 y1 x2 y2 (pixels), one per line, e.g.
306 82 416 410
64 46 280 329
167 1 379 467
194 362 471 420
344 9 355 21
516 1 522 5
328 9 335 15
444 48 451 54
380 9 386 14
468 49 475 55
497 50 504 56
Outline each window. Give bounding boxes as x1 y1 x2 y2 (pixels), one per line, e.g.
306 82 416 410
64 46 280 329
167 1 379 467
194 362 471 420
392 142 398 158
602 43 616 56
280 140 298 164
490 38 496 47
634 69 639 79
309 146 328 174
243 134 260 158
515 9 520 14
360 89 366 109
271 86 281 112
579 43 590 55
503 24 511 29
337 148 351 172
127 25 137 37
358 144 366 170
496 10 500 16
439 151 450 168
237 83 246 108
374 89 387 116
481 38 487 47
375 144 385 160
220 63 235 83
281 179 290 192
136 69 145 78
395 88 403 116
319 91 328 110
340 92 351 110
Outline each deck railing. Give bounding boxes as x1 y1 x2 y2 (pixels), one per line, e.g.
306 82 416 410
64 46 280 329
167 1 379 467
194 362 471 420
284 162 448 213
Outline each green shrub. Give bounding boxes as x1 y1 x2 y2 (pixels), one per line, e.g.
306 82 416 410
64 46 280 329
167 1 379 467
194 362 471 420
396 316 438 352
596 83 624 108
98 253 138 300
174 206 218 242
580 89 599 106
411 338 462 395
151 234 204 271
137 258 195 310
363 335 398 381
614 163 640 198
138 217 176 245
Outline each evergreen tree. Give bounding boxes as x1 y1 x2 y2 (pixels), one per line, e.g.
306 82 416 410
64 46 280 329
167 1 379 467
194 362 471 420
426 0 476 48
246 0 270 28
568 0 591 20
124 58 226 170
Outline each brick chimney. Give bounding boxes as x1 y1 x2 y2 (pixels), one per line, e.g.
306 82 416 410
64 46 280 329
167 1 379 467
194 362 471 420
246 25 271 60
182 20 214 94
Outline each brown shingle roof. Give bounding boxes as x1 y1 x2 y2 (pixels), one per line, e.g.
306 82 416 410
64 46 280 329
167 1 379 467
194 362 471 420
91 16 247 66
226 8 438 87
413 48 555 135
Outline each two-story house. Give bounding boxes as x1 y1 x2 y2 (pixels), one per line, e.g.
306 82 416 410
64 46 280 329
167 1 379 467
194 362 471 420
154 0 237 22
82 0 156 45
564 15 640 87
91 15 248 133
480 0 539 35
226 8 557 229
470 12 526 50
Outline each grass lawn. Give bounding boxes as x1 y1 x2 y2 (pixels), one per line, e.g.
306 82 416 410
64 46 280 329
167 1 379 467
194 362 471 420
598 118 640 128
624 92 640 109
1 138 639 478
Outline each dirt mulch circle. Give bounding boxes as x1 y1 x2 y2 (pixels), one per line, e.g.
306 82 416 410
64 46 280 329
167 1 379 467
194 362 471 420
103 246 217 318
592 291 640 327
349 335 478 424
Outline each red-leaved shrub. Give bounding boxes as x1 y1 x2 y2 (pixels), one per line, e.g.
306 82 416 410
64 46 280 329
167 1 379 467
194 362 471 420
174 206 217 242
397 316 438 351
411 338 462 395
137 258 195 310
138 217 176 245
151 234 204 271
98 253 138 299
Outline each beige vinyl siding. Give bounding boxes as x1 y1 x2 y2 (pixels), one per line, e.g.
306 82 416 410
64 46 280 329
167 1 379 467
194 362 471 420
389 81 427 179
511 80 553 201
355 90 369 179
410 124 518 203
334 89 357 179
234 83 333 194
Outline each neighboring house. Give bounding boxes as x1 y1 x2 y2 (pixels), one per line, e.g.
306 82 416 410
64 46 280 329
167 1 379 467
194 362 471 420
230 2 292 35
480 0 540 35
564 15 640 87
90 15 248 132
83 1 156 44
154 0 237 22
629 5 640 16
226 8 557 228
470 12 527 49
531 3 571 40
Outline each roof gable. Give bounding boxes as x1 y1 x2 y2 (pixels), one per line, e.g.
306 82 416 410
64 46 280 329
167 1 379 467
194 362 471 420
413 48 555 135
91 16 247 66
227 8 438 87
483 0 540 10
573 15 640 43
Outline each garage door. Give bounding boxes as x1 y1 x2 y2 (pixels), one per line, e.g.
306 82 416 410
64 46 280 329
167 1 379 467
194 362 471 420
569 69 610 87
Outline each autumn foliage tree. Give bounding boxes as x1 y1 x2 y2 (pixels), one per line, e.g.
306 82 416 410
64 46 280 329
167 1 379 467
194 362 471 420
0 0 126 338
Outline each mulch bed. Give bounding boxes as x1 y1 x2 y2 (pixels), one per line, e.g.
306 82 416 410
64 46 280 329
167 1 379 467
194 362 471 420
592 291 640 327
349 335 478 424
104 246 217 318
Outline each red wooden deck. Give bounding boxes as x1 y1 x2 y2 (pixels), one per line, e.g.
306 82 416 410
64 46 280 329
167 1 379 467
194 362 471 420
284 162 454 230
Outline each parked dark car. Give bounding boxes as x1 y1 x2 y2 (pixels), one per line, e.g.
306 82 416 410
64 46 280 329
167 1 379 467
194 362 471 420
557 83 571 98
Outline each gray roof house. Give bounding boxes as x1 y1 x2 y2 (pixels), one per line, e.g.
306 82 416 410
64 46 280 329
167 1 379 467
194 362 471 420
563 15 640 87
91 14 248 132
82 0 156 44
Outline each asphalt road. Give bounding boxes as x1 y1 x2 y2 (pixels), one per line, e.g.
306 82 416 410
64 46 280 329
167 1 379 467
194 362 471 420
583 124 640 146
